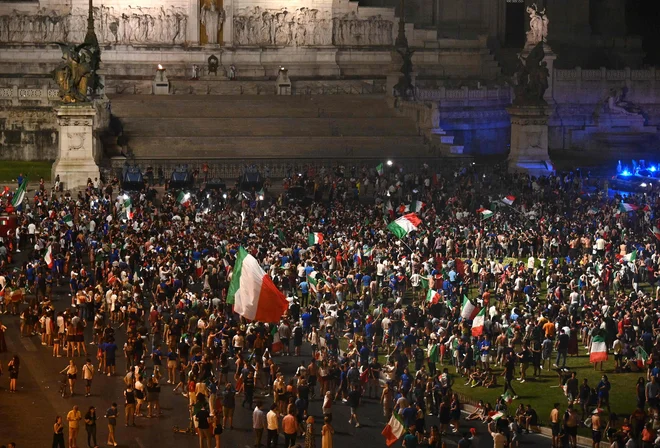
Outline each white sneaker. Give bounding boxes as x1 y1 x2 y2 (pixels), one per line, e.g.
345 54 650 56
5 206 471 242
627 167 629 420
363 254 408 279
520 379 526 384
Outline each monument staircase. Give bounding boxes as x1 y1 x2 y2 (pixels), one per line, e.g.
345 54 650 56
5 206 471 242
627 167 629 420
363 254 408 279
102 93 450 178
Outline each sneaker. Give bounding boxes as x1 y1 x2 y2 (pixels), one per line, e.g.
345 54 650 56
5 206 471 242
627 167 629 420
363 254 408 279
552 364 558 368
520 379 526 384
512 395 519 400
355 423 362 428
107 373 111 377
516 377 522 381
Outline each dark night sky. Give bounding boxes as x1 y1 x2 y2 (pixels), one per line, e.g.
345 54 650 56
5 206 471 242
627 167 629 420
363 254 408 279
626 0 660 65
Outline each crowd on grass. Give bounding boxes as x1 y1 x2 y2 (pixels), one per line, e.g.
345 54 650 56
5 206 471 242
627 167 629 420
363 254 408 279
1 162 660 448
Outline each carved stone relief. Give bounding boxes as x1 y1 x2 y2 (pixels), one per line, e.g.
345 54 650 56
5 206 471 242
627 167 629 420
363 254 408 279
0 6 188 45
232 7 392 47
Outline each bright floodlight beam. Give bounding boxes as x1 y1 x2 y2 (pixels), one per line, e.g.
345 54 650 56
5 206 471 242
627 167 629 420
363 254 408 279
386 160 393 166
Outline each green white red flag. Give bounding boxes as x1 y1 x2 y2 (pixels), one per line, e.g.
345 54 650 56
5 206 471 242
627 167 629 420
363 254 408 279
387 213 421 239
308 232 323 245
471 308 486 336
589 335 608 363
461 296 480 320
226 247 288 323
381 412 406 446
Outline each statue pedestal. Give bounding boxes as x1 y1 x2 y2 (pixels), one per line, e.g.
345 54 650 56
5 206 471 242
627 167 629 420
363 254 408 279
507 104 554 176
52 104 100 190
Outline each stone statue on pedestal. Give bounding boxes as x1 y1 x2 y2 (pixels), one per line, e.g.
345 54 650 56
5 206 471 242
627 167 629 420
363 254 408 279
526 3 549 45
393 46 415 100
512 42 549 106
201 1 225 45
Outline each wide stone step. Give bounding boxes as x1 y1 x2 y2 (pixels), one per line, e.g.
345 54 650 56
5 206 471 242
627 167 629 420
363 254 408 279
121 136 429 159
121 117 418 137
108 95 396 118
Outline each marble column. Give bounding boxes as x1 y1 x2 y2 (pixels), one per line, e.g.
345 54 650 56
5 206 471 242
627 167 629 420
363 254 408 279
188 0 200 44
52 104 100 190
222 0 233 46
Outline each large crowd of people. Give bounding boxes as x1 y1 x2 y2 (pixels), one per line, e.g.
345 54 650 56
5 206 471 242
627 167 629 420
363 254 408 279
0 161 659 448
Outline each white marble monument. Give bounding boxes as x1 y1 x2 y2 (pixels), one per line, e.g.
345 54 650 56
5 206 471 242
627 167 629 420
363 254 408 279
52 104 101 190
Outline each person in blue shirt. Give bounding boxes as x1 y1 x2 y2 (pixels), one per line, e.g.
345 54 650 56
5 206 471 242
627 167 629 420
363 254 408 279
401 402 416 428
400 368 412 397
299 280 310 307
478 335 492 370
301 311 312 335
361 274 371 293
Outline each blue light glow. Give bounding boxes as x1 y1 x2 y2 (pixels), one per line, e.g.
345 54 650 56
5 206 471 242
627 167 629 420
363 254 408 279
650 166 657 173
621 170 632 177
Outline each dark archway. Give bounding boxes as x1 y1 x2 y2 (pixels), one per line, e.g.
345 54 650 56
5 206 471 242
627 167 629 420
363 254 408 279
505 0 526 48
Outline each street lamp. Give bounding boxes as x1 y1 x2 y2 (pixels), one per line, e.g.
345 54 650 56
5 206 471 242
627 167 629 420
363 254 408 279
387 160 393 166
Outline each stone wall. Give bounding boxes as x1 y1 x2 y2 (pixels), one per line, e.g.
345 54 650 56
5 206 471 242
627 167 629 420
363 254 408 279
549 67 660 152
0 106 58 161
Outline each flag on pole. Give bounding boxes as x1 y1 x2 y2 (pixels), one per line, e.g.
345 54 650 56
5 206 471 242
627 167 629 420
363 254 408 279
63 214 74 227
477 208 494 220
387 213 422 239
226 247 288 322
419 276 430 291
471 308 486 336
428 344 439 363
381 412 406 446
623 250 637 263
11 178 27 208
653 227 660 241
460 296 480 320
589 335 608 363
44 245 54 269
271 326 283 354
502 195 516 206
177 191 191 207
398 204 410 214
355 249 362 266
376 163 384 176
308 232 323 246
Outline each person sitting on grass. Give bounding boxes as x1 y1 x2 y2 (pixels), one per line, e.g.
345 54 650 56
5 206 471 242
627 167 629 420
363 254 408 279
482 368 498 388
467 367 484 388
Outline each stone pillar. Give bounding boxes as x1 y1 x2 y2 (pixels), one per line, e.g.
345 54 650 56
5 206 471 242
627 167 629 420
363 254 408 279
188 0 200 44
52 104 100 190
506 104 553 177
222 0 233 46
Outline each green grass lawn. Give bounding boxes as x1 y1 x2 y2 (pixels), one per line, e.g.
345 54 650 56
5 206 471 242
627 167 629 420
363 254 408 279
449 347 641 428
0 161 52 182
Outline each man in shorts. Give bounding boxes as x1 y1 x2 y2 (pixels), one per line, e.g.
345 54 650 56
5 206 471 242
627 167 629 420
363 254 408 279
347 385 362 428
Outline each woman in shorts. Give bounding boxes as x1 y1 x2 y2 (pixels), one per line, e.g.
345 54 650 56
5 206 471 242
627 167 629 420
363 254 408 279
61 359 78 396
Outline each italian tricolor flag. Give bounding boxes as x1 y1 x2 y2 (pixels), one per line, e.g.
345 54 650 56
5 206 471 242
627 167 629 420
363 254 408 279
44 245 54 269
227 247 289 322
177 191 191 207
589 335 608 363
460 296 480 320
411 201 425 213
623 250 637 263
307 271 319 292
426 289 441 305
471 308 486 336
308 232 323 246
502 195 516 206
376 163 384 176
619 202 639 213
11 178 27 208
387 213 421 239
123 197 134 220
652 226 660 241
477 208 493 220
363 246 374 258
63 214 74 227
381 412 406 446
